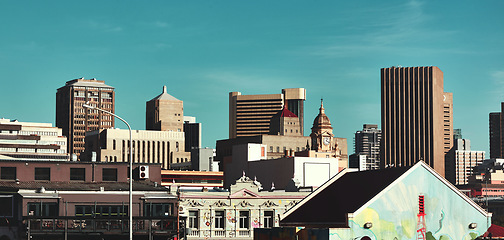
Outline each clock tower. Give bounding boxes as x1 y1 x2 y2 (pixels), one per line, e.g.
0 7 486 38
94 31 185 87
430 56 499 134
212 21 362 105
310 99 334 152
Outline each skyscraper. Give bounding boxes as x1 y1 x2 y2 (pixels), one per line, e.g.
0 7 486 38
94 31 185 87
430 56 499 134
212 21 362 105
229 88 306 138
354 124 382 170
56 78 115 159
380 66 453 177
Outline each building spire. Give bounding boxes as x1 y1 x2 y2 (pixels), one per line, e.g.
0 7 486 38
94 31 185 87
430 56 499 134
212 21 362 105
163 85 167 93
320 98 325 114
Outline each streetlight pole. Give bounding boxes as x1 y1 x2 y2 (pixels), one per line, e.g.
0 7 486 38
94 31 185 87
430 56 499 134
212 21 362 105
83 102 133 240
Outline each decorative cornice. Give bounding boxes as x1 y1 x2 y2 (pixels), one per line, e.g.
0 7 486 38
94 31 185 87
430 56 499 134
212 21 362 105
184 199 204 207
260 200 279 208
237 200 254 207
212 200 230 207
285 200 297 209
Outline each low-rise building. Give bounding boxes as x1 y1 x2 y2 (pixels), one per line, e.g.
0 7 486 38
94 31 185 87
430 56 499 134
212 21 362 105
83 128 190 169
257 161 491 240
0 119 68 161
0 160 178 240
179 175 310 240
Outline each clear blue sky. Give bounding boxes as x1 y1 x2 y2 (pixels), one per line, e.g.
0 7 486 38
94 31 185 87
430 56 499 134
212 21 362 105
1 1 503 155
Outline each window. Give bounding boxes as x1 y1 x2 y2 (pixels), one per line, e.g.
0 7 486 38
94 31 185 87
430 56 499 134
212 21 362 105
75 205 93 216
263 211 274 228
239 211 249 229
102 168 117 181
70 168 85 181
215 210 225 229
28 202 58 216
35 168 50 181
144 203 174 217
0 167 16 180
0 196 13 217
75 205 127 217
188 210 199 229
96 205 128 217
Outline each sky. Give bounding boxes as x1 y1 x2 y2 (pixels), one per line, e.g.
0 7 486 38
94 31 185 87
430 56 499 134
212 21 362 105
1 1 503 155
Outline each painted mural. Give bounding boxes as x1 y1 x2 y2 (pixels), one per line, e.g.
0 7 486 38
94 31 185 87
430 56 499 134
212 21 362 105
328 165 490 240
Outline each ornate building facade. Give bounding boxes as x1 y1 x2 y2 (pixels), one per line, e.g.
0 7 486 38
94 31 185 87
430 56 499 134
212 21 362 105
179 175 310 239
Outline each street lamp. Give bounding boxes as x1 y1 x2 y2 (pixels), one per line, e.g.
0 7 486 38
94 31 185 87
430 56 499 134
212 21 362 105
83 102 133 240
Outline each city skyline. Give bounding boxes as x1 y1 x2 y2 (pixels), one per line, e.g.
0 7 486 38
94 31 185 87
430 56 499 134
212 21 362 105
1 1 503 154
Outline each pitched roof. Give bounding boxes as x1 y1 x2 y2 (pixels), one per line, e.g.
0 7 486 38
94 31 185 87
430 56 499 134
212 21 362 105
149 86 180 101
280 108 297 118
281 166 411 227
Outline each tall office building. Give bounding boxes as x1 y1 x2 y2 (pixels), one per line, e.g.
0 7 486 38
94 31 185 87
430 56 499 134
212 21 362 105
229 88 306 138
489 104 504 158
354 124 382 170
146 86 183 132
380 66 453 177
56 78 115 159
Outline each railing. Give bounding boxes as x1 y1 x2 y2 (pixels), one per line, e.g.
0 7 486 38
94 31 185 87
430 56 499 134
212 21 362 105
185 229 253 239
238 230 250 237
214 230 226 237
24 216 179 236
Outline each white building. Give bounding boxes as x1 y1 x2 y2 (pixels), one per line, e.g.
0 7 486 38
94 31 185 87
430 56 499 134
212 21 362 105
0 118 68 161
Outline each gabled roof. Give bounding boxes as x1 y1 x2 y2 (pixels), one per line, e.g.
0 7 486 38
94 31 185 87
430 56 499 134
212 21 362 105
280 161 490 228
281 166 410 227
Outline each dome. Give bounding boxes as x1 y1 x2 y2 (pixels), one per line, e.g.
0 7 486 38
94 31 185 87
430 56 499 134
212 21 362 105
312 100 333 130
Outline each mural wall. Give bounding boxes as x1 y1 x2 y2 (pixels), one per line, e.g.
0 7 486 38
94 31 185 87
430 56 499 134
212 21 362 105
329 166 490 240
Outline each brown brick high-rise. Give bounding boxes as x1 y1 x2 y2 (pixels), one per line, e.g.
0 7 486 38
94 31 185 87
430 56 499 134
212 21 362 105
380 66 452 177
56 78 115 160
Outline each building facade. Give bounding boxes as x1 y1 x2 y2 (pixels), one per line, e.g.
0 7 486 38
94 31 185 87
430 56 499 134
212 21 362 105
183 116 202 152
0 160 178 240
446 139 485 185
179 175 310 240
0 119 68 161
229 88 306 138
56 78 115 159
489 103 504 158
380 66 452 177
146 86 184 132
83 128 190 169
273 162 491 240
353 124 381 170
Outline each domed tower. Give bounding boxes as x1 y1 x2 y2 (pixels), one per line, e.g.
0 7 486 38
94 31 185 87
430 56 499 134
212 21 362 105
310 99 334 152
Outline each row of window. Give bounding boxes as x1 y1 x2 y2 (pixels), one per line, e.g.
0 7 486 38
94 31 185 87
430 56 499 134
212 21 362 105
187 210 274 230
25 202 173 218
0 167 118 182
269 146 303 153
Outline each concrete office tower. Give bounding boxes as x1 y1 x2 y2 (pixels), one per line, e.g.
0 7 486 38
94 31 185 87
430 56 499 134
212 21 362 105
381 66 453 177
146 86 183 132
489 103 504 158
56 78 115 159
446 138 485 185
354 124 382 170
229 88 306 138
0 119 68 161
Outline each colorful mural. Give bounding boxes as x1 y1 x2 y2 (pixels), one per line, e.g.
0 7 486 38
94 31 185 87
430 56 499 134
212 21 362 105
327 165 490 240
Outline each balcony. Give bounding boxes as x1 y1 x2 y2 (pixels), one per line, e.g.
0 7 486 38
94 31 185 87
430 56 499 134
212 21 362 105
25 216 179 237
